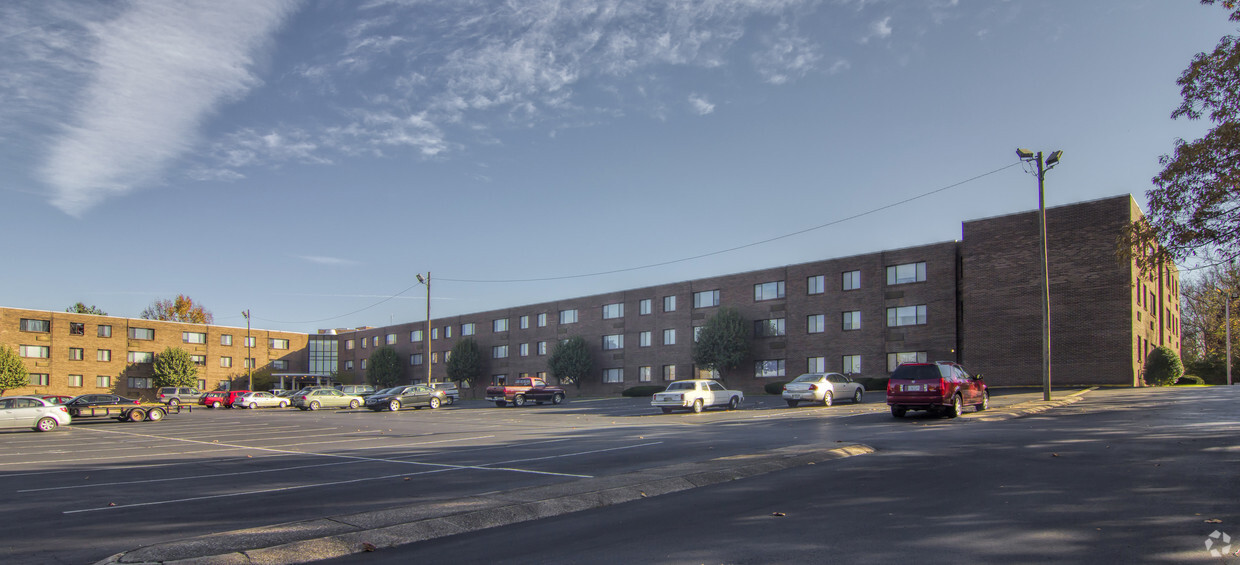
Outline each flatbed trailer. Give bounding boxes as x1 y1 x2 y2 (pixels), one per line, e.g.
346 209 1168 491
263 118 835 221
67 403 191 422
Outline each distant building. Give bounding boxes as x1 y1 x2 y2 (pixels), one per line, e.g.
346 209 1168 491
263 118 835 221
0 195 1180 399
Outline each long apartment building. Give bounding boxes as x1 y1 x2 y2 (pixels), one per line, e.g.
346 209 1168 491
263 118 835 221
1 195 1181 399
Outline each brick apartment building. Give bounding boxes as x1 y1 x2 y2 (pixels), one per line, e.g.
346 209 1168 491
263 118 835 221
1 194 1180 399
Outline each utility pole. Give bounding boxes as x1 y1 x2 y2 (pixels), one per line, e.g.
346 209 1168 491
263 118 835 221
242 310 252 391
1018 148 1063 401
417 272 432 386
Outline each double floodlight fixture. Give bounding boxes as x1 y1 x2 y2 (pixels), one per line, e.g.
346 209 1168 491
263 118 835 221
1016 148 1064 170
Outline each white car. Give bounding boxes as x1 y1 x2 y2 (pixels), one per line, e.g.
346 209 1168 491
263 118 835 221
651 380 744 414
0 396 72 432
782 373 864 407
234 391 290 409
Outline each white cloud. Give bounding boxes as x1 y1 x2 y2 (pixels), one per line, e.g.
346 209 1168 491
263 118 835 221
36 0 300 216
754 20 823 85
296 255 360 266
862 16 892 43
688 94 716 115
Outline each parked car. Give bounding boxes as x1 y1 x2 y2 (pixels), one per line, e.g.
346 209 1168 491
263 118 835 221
887 361 988 418
156 387 203 406
233 391 290 409
64 394 140 417
430 382 460 405
200 391 228 408
292 388 363 411
651 380 744 414
485 377 566 407
365 385 447 411
0 396 71 432
782 373 864 407
336 384 376 397
40 395 74 405
221 390 252 408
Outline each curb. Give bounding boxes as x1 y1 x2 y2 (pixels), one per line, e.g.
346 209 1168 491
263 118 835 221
963 387 1096 422
95 443 875 565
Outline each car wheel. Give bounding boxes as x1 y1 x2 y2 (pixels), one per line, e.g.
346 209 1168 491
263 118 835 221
389 400 401 412
309 401 321 411
128 409 146 422
552 393 565 405
349 399 360 409
785 399 798 408
891 405 907 418
212 401 222 409
945 395 963 418
279 401 289 408
513 395 526 407
168 399 179 407
445 397 454 405
495 401 508 408
977 392 989 411
823 391 833 407
661 407 673 414
35 417 58 432
429 397 441 409
728 396 740 410
248 402 258 409
146 407 165 422
692 399 704 414
852 389 864 404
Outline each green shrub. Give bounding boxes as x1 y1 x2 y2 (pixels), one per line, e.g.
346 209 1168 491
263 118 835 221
1143 346 1184 386
1175 375 1205 385
764 381 789 395
622 386 665 397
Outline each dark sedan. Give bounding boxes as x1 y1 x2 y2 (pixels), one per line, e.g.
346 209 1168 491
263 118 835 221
364 385 447 411
65 394 140 417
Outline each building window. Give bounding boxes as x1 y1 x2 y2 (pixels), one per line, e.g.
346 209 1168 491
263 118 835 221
127 377 152 389
68 374 83 387
519 315 529 329
639 331 652 347
244 336 256 348
29 373 49 386
197 379 207 390
807 275 825 295
887 351 928 371
97 349 111 362
560 309 578 324
538 313 548 327
411 353 423 366
68 347 84 360
842 270 861 291
693 326 702 342
386 333 397 345
272 360 288 370
494 318 509 332
843 355 862 374
639 366 652 382
183 332 207 344
538 341 548 355
808 357 826 373
69 322 85 335
693 290 720 308
754 319 786 338
191 355 206 366
640 299 652 315
220 356 232 368
98 325 112 338
127 351 153 363
411 330 423 342
462 323 476 336
754 281 785 301
807 315 826 334
755 359 786 378
843 311 861 331
602 334 624 350
345 360 355 370
96 375 112 388
602 303 624 319
663 329 677 345
373 336 381 347
520 343 530 357
662 365 677 381
886 305 927 327
129 327 155 340
20 318 50 333
493 345 509 359
887 262 927 285
345 339 355 350
19 345 49 358
444 326 452 338
603 368 624 383
664 296 677 312
221 334 233 346
431 328 439 340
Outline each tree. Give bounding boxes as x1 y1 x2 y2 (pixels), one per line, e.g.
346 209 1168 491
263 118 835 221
66 302 107 315
0 345 29 395
1144 346 1186 386
140 294 214 324
152 347 198 388
446 337 483 388
692 307 750 382
547 336 593 389
367 346 403 388
1123 1 1240 272
1180 262 1240 383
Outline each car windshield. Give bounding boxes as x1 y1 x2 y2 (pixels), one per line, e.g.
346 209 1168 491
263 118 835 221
791 374 823 383
664 382 696 391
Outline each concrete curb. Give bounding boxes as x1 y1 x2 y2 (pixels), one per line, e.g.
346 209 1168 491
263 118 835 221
95 443 875 565
963 387 1096 422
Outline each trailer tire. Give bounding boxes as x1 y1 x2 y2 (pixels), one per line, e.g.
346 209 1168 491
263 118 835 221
146 407 165 422
128 409 146 422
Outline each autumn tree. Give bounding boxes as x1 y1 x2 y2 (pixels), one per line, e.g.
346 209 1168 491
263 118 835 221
691 307 750 382
547 336 593 389
0 345 29 395
141 294 214 324
1180 262 1240 382
1123 0 1240 272
446 337 483 388
367 346 403 388
66 302 108 315
152 347 198 388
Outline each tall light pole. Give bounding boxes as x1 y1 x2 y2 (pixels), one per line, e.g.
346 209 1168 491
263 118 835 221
242 309 252 391
1221 282 1235 387
416 273 432 386
1018 148 1063 401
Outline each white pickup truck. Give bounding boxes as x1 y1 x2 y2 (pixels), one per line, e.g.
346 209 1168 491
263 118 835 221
651 379 744 414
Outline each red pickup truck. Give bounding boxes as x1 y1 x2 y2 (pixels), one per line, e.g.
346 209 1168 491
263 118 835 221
486 377 566 407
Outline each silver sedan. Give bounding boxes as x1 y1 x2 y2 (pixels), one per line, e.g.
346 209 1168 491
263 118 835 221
781 373 864 407
0 396 72 431
234 391 290 409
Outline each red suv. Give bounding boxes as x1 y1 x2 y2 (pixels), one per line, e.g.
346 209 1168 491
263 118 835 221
887 361 987 418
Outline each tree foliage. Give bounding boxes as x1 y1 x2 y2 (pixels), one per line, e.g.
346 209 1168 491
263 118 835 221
152 347 199 388
1144 346 1186 386
1181 262 1240 383
1123 1 1240 272
446 337 483 386
547 336 593 388
140 294 214 324
692 307 750 381
0 345 29 394
367 346 403 388
66 302 108 315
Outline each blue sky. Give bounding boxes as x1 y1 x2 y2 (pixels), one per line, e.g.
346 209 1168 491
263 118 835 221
1 0 1233 333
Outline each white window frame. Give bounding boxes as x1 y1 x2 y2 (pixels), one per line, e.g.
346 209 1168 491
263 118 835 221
886 305 927 327
807 314 826 334
842 270 861 291
886 261 927 285
807 275 825 295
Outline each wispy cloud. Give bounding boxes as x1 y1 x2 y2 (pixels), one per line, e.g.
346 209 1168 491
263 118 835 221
861 16 892 43
296 255 361 266
688 94 716 115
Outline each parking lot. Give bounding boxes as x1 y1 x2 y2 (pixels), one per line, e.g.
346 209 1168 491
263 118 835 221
1 390 1052 564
